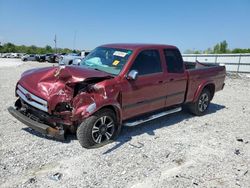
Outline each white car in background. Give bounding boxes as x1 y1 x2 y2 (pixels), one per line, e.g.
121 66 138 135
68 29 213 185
1 53 11 58
1 53 24 58
59 51 90 65
21 54 36 61
8 53 19 58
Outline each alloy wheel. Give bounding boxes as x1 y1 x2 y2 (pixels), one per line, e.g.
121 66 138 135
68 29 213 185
91 116 115 144
198 93 209 112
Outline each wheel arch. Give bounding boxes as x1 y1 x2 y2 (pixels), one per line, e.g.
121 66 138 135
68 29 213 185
193 81 215 102
97 104 122 125
203 83 215 100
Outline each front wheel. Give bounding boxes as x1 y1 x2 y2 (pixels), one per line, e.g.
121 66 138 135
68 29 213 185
188 89 211 116
77 109 118 148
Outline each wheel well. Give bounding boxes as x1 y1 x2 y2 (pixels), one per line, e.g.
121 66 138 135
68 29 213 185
99 105 121 124
203 84 215 100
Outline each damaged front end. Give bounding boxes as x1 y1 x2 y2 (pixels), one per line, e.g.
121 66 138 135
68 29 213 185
8 106 65 140
8 65 116 140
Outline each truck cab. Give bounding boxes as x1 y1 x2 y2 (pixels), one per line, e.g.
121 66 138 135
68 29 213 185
117 45 187 120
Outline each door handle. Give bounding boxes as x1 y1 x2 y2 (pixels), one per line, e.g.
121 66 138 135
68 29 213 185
158 80 164 84
169 78 174 82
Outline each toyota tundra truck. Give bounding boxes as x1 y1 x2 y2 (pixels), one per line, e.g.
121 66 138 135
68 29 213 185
8 44 226 148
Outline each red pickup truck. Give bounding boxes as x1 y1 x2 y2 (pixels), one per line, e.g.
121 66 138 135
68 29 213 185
8 44 226 148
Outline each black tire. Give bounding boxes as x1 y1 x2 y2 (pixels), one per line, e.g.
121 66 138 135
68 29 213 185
188 88 211 116
77 109 118 149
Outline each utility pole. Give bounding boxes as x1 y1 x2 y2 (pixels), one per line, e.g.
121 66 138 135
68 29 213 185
73 30 77 51
54 34 57 53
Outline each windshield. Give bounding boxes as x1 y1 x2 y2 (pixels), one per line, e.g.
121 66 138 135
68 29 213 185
80 47 133 75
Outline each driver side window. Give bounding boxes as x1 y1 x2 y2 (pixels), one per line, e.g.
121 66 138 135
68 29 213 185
130 50 162 75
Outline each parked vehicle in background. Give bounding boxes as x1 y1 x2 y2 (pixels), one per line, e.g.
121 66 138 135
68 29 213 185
59 53 79 65
8 44 226 149
0 53 25 58
8 53 19 58
47 53 65 63
17 53 25 58
72 57 83 65
21 54 36 61
47 54 57 63
55 53 66 63
1 53 11 58
35 54 46 62
45 54 53 62
59 51 90 65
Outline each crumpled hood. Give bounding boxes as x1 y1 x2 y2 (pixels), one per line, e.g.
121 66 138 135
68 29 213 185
18 66 111 101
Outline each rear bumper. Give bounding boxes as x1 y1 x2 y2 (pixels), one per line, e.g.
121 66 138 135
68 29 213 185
8 106 65 140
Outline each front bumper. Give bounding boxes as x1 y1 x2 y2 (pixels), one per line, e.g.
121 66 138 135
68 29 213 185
8 106 65 140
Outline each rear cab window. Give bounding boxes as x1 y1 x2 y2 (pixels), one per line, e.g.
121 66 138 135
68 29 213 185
164 49 184 73
130 50 162 75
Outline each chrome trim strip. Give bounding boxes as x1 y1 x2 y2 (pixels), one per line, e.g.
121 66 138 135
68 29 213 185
17 89 48 112
123 107 182 127
17 84 47 106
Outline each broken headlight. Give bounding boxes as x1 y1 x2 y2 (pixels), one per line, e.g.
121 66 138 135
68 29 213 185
55 102 72 112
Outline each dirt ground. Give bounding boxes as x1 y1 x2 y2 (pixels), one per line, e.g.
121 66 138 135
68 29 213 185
0 59 249 188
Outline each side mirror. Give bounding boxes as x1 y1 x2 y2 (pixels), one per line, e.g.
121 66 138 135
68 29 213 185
127 70 138 80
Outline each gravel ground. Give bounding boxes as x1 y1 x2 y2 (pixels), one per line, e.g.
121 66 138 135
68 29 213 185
0 59 249 188
0 58 23 68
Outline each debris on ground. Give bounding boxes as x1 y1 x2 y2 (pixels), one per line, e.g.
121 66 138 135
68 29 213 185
166 153 170 158
236 138 244 142
49 173 62 181
243 170 248 176
28 177 36 184
129 142 144 148
234 149 240 155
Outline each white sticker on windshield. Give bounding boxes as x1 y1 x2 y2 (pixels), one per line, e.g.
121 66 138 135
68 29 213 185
113 51 127 57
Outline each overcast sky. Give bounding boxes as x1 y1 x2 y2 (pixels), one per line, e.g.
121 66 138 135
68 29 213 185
0 0 249 52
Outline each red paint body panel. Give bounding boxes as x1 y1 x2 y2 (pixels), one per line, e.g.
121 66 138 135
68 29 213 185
185 65 226 102
19 66 110 112
13 44 226 130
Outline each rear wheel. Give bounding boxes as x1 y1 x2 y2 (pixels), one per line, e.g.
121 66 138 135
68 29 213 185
77 109 118 148
188 89 211 116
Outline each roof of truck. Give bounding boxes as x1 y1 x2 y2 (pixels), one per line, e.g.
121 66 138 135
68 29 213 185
101 43 178 50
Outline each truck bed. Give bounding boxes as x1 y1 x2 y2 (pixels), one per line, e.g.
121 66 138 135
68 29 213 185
184 61 226 103
184 61 222 70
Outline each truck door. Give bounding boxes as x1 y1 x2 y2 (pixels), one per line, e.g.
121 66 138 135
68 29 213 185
163 49 187 107
121 49 167 120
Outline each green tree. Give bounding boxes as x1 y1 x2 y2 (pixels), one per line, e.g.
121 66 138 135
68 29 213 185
213 43 220 53
213 40 229 53
45 45 53 53
220 40 228 53
2 43 16 53
231 48 250 53
0 42 82 54
203 48 213 54
183 49 201 54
